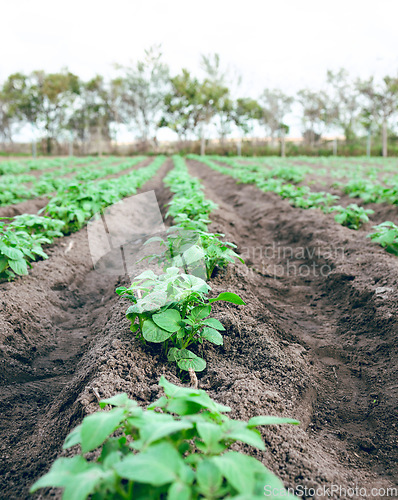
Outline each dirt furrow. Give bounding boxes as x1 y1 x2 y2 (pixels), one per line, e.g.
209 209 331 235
188 159 398 489
0 160 172 499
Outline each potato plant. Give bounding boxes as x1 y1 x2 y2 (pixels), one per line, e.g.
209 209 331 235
30 376 298 500
368 221 398 256
116 268 245 373
331 204 374 229
0 215 64 280
163 156 244 279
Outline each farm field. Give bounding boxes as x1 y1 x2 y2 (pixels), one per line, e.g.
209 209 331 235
1 155 398 498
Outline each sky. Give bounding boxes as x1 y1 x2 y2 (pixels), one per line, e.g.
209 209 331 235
1 0 398 140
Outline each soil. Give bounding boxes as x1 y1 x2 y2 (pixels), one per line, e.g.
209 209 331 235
0 157 397 499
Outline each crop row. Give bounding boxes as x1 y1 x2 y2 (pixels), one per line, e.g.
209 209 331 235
117 155 244 374
0 156 146 206
31 155 298 499
0 156 94 175
190 155 398 255
0 156 165 280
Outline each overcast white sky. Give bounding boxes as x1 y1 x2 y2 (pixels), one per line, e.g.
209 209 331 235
1 0 398 140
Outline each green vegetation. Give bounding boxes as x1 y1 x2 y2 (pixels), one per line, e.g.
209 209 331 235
30 376 298 500
0 156 146 207
0 215 64 280
1 49 398 156
164 156 243 280
117 268 244 373
368 222 398 255
332 204 374 229
0 157 164 280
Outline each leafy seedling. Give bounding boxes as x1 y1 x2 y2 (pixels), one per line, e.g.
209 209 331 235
116 268 245 373
332 204 374 230
30 376 299 499
368 221 398 255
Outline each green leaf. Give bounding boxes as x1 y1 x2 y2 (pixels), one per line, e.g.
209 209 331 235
182 244 205 265
167 481 192 500
8 258 28 276
114 442 184 486
168 347 181 361
190 305 211 321
247 416 300 427
152 309 182 333
212 452 258 493
142 319 174 343
201 327 223 345
177 351 206 372
1 246 24 260
132 291 168 313
29 456 103 500
99 393 132 408
209 292 245 305
201 317 225 330
80 407 126 453
196 459 223 497
222 421 265 450
196 422 225 454
0 255 8 273
63 424 82 449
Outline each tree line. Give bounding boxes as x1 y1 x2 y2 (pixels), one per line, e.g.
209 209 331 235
1 46 397 156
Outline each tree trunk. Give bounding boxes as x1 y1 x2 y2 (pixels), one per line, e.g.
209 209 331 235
280 132 286 157
97 123 103 157
382 120 388 157
200 126 206 156
47 136 51 155
366 131 371 157
333 138 337 156
237 137 242 156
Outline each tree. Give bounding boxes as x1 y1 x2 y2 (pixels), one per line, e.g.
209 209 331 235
232 98 262 155
357 75 398 157
0 94 14 145
68 75 114 155
326 68 360 143
1 72 38 148
297 88 335 147
159 69 202 145
199 53 241 151
116 45 170 148
197 78 229 154
160 68 229 155
258 89 293 148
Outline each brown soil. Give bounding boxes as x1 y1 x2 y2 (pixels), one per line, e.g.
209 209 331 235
0 158 397 499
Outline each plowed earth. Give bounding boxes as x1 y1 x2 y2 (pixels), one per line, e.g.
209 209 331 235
0 158 397 499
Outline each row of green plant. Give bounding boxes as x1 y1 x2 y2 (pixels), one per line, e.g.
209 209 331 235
0 214 64 280
335 177 398 205
31 377 299 499
0 156 146 206
0 157 165 280
45 156 162 233
117 155 244 374
188 155 341 215
0 155 93 175
190 156 398 254
31 157 299 499
210 156 309 184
